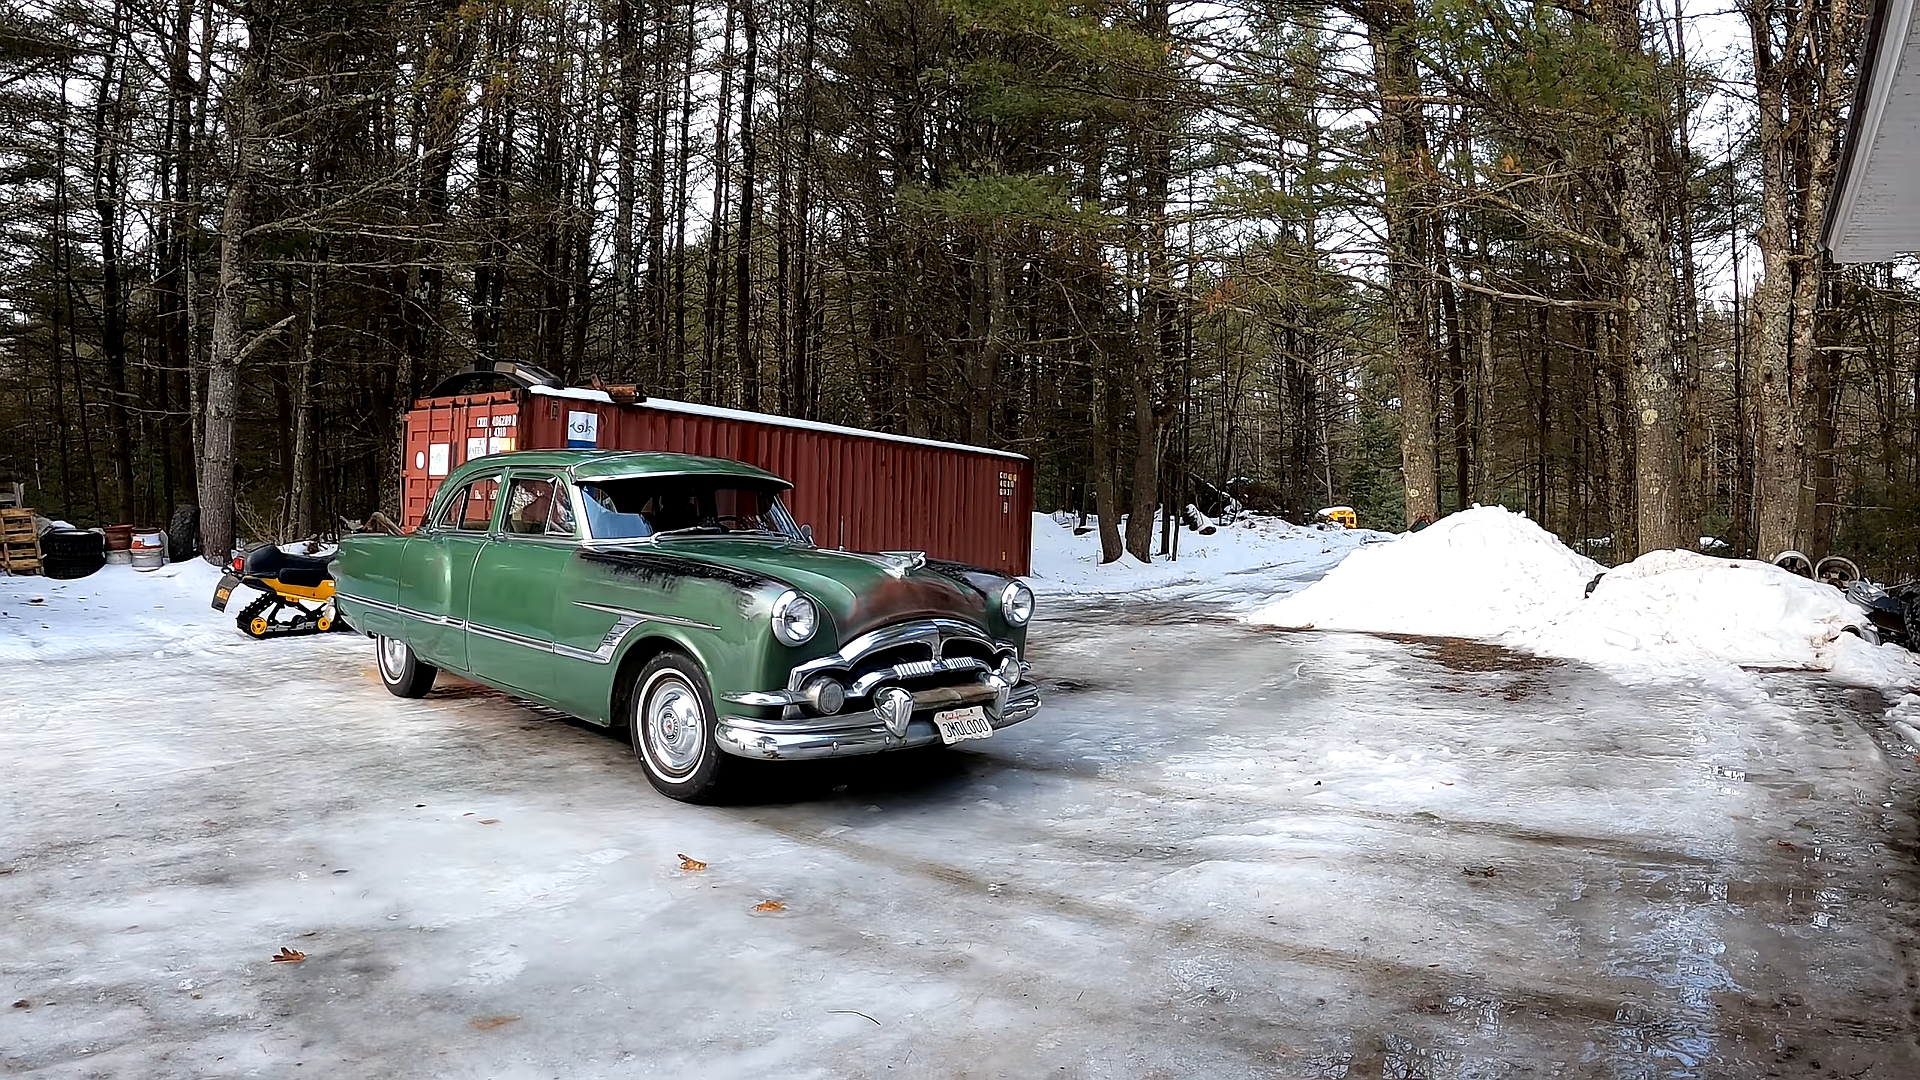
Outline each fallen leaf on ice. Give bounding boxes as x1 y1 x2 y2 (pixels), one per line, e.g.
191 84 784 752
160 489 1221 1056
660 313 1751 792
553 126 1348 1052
677 854 707 872
479 819 499 825
753 900 785 912
470 1015 519 1031
11 1000 28 1009
1775 840 1798 852
269 947 306 963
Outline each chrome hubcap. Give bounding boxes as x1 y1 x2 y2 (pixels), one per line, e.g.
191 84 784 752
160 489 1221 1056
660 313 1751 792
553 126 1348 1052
378 637 408 679
645 676 705 777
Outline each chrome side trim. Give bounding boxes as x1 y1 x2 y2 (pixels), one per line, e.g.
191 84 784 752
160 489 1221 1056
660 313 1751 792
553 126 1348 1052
553 613 645 664
337 592 466 629
468 622 553 653
571 600 718 632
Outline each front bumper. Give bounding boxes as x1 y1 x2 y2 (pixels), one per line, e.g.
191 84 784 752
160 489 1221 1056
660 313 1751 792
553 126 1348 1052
715 681 1042 761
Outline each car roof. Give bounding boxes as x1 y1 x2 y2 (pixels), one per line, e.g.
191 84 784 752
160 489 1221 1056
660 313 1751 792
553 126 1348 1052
450 449 790 487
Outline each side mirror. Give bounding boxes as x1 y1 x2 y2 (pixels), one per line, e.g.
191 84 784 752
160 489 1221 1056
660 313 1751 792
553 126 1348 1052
799 524 814 545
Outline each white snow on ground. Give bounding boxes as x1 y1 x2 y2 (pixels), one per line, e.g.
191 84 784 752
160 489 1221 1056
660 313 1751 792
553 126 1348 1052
1027 511 1392 608
1246 506 1602 639
1254 505 1920 691
0 559 264 665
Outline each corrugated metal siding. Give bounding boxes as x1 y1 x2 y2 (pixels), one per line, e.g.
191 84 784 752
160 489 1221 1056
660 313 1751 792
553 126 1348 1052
401 391 1033 574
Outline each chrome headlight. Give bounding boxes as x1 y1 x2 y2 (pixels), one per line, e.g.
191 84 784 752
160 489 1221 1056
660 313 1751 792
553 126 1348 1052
999 580 1034 626
770 590 818 645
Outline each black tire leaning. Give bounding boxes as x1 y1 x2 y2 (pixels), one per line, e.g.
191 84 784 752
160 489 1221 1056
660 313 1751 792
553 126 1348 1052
41 553 104 580
42 530 104 558
375 634 438 698
629 650 727 802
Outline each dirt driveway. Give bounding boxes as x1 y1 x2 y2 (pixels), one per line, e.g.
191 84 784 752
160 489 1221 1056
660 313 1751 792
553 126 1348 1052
4 605 1918 1077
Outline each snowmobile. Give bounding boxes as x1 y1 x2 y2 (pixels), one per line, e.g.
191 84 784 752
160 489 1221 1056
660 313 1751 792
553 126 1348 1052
211 543 346 638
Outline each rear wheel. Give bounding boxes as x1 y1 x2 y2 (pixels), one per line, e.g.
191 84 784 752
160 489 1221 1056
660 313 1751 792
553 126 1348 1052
376 634 438 698
236 593 276 638
630 651 727 802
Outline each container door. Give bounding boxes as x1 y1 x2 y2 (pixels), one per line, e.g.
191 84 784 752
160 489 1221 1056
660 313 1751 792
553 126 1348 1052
399 472 499 671
463 473 573 699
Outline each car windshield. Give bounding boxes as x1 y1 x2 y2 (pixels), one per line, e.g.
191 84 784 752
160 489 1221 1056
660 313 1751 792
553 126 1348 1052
576 476 801 541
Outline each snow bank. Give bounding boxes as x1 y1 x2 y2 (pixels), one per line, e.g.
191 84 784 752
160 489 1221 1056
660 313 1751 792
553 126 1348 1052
1028 512 1391 607
1517 550 1874 673
0 559 262 665
1252 506 1920 690
1254 507 1603 639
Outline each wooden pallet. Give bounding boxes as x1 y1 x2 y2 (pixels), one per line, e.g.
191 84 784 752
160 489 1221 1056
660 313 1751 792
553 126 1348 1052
1 507 40 573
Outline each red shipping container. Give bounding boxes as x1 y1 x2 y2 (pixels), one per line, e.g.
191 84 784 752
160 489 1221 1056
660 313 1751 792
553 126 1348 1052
400 385 1034 575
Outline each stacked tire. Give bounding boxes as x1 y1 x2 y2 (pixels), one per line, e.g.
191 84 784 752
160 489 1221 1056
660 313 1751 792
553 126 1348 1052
41 529 106 580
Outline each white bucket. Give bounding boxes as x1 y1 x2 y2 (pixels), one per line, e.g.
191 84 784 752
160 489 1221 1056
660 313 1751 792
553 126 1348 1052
130 529 166 571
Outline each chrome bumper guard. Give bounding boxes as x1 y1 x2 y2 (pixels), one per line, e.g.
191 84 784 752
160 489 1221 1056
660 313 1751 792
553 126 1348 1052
715 680 1042 761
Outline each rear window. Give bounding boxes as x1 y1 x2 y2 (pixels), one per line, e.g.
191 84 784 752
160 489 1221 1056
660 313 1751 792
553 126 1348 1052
436 476 500 531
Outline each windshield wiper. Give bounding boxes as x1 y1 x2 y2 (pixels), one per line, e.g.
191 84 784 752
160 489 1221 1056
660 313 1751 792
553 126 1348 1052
652 525 732 538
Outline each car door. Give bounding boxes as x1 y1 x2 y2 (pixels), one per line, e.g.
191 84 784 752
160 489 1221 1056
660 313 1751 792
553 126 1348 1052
398 471 500 672
463 471 578 700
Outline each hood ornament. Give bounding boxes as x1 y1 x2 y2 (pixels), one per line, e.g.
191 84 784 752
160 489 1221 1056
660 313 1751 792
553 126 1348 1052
852 550 926 577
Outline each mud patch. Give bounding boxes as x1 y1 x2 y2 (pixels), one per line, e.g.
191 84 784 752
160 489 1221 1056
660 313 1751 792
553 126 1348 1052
1379 634 1561 674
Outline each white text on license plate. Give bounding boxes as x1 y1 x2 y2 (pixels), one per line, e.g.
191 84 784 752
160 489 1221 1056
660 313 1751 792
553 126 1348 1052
935 706 993 745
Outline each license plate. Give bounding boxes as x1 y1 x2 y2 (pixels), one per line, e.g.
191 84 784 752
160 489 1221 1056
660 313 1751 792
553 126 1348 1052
211 572 241 612
935 706 993 745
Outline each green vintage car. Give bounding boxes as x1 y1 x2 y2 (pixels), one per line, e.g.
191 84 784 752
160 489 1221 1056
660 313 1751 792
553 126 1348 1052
333 449 1040 800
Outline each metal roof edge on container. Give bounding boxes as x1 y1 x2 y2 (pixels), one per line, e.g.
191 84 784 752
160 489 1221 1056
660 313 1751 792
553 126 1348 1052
527 385 1028 462
1823 0 1919 261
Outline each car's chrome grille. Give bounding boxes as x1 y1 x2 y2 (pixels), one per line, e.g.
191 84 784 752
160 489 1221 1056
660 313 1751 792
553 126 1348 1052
788 617 1013 700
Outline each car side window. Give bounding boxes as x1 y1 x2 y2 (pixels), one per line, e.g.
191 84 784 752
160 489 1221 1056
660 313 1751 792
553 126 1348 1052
438 477 500 531
578 483 652 539
503 476 571 538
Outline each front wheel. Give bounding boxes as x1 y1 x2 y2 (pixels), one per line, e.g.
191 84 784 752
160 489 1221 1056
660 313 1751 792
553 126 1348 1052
376 634 438 698
630 651 727 802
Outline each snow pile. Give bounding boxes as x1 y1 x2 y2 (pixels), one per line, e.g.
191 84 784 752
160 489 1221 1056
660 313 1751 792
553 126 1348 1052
1254 506 1603 639
1252 506 1920 688
1028 512 1392 607
1886 694 1920 749
0 559 261 665
1517 550 1873 673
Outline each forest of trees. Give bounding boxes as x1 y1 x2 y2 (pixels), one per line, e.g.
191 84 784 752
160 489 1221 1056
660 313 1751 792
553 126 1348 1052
2 0 1917 573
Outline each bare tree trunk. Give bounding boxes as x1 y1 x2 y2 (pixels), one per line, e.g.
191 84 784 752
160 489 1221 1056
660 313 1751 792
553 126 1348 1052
1365 0 1439 526
701 0 737 404
1091 382 1124 564
612 0 640 377
289 261 320 537
1603 0 1683 556
735 2 760 411
198 26 262 561
92 4 136 524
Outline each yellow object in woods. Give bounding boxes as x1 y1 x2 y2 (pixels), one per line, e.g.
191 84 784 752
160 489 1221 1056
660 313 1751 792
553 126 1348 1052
1317 507 1358 529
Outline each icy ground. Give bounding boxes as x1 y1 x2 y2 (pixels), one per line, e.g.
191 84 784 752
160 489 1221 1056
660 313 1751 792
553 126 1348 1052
5 562 1920 1077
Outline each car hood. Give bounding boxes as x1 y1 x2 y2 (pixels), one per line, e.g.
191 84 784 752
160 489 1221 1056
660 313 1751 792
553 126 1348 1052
609 539 993 640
